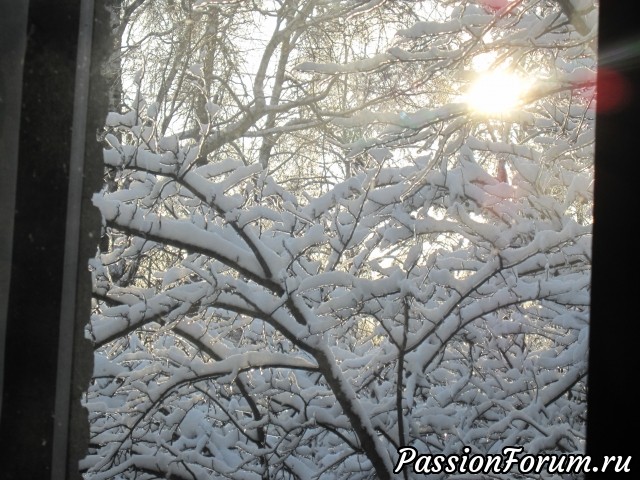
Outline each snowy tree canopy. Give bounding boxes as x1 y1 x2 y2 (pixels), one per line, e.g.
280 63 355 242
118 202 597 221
83 0 595 479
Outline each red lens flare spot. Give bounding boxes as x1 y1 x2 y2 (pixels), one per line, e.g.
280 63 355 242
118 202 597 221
596 68 632 113
479 0 509 12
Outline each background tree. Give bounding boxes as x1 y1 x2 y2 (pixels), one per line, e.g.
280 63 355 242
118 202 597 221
82 1 596 478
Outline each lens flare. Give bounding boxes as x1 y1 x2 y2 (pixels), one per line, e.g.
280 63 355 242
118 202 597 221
595 68 631 113
465 71 530 114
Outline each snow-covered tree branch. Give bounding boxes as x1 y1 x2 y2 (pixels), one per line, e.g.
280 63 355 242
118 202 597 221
83 0 595 478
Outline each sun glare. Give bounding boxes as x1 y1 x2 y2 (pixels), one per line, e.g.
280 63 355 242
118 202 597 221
465 71 529 114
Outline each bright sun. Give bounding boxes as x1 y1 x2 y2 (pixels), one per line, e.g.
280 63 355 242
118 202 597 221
465 71 530 114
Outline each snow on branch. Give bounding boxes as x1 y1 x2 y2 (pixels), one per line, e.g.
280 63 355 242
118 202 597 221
85 1 594 478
